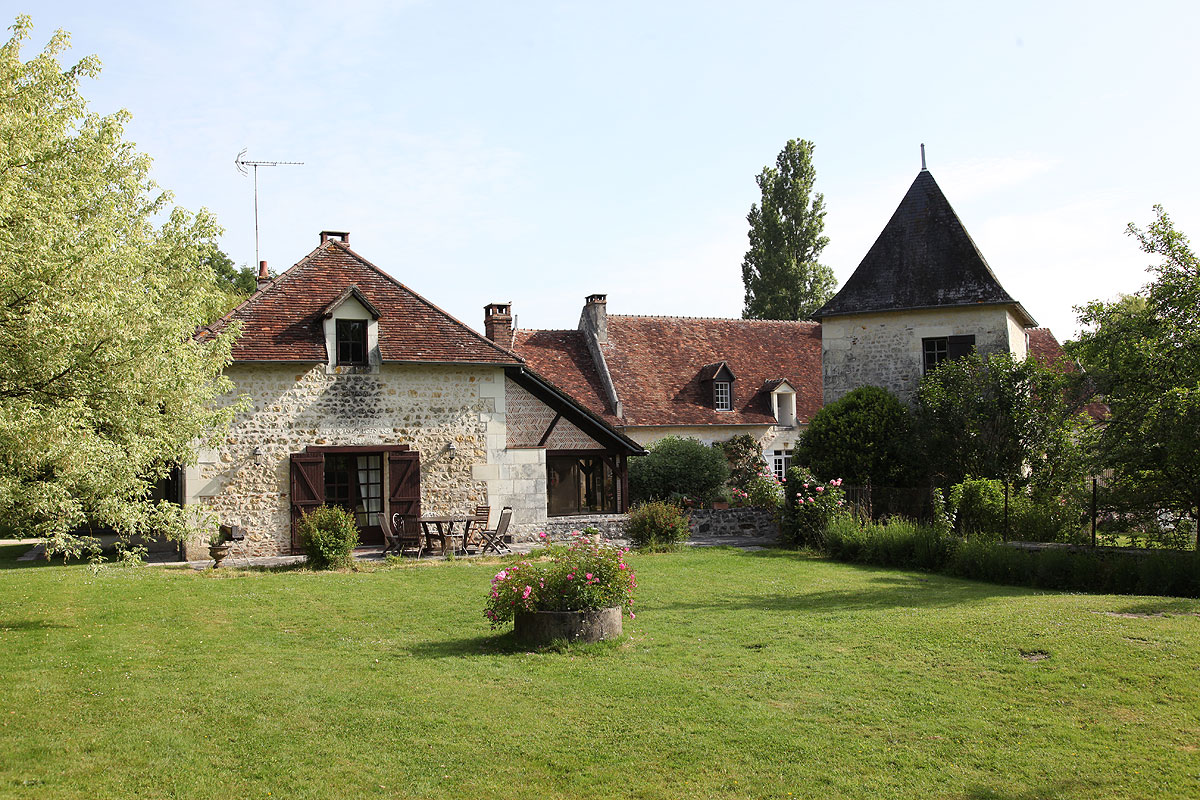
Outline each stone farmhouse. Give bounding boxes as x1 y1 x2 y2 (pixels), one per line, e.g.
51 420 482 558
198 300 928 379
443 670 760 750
507 166 1072 474
186 231 643 559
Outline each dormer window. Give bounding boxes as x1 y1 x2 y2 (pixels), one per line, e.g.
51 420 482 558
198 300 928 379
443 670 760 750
766 378 797 428
336 319 367 365
322 285 381 372
714 381 732 411
699 361 737 412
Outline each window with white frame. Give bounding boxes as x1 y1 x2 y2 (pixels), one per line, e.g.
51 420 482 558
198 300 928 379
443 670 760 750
771 449 791 480
714 381 732 411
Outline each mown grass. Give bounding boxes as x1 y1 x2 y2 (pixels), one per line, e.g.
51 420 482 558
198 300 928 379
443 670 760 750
0 542 1198 799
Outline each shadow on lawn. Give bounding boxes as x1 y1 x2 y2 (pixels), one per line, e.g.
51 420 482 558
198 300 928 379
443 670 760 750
0 618 71 631
962 781 1077 800
655 571 1028 615
402 630 525 658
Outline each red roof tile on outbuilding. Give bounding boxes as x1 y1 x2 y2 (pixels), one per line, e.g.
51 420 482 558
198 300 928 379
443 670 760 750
513 315 823 428
201 240 522 365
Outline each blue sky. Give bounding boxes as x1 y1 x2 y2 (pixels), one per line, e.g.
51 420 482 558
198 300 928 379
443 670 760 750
20 1 1200 340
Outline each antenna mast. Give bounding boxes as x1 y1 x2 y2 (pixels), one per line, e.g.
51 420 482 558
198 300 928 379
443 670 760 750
235 149 303 266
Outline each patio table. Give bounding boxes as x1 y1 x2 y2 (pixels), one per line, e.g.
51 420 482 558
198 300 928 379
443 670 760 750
418 516 476 556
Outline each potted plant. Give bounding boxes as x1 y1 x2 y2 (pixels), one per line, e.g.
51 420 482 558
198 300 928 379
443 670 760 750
484 532 636 646
711 486 733 510
208 529 232 568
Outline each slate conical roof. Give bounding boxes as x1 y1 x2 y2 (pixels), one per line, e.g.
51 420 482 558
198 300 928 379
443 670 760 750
814 169 1036 325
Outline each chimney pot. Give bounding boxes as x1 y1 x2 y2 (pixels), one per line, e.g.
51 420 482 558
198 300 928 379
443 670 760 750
580 293 608 343
256 260 271 288
484 302 514 346
320 230 350 245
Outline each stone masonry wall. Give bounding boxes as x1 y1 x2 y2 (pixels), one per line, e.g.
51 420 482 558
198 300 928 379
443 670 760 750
822 306 1021 405
185 362 508 559
689 508 779 539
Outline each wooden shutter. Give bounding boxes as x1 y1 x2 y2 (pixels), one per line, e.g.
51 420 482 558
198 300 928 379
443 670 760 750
290 452 325 553
388 451 421 536
948 335 976 360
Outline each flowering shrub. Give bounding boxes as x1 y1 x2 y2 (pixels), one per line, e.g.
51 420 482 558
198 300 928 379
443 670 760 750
744 468 784 509
484 534 636 628
780 466 845 547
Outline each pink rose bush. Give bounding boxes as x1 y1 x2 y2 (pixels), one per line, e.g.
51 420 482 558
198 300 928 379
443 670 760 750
734 467 785 509
781 466 847 547
484 533 636 629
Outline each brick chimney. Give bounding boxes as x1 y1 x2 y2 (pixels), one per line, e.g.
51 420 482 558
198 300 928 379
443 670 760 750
320 230 350 245
579 293 607 343
256 260 271 288
484 302 513 345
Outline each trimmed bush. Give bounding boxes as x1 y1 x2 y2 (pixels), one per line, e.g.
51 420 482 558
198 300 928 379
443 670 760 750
629 436 730 506
795 385 914 485
299 505 359 570
625 501 691 550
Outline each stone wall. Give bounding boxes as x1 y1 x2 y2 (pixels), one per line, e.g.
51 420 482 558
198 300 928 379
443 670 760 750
186 362 509 559
821 306 1025 405
540 514 629 542
689 508 779 539
533 509 779 544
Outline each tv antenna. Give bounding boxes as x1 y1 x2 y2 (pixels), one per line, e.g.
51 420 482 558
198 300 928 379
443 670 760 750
235 149 303 266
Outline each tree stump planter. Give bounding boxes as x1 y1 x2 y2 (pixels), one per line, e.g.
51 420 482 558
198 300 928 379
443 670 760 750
514 606 623 647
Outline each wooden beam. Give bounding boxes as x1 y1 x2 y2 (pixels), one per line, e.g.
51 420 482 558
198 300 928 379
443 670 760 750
537 413 563 447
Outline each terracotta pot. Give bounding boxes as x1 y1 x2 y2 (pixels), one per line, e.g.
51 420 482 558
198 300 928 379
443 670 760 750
209 543 232 568
711 501 730 510
514 606 623 646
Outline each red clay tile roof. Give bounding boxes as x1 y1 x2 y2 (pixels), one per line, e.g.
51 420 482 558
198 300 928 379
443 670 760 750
510 329 618 425
201 240 522 365
1026 327 1073 370
514 316 823 428
1026 327 1109 421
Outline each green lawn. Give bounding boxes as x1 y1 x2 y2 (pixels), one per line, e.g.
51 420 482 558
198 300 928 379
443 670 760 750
1 542 1198 799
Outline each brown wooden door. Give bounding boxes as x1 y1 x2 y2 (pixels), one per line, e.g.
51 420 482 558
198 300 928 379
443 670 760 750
290 452 325 553
388 451 421 538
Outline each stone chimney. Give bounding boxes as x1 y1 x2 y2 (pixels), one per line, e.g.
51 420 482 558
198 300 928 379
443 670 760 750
579 293 608 344
320 230 350 245
484 302 513 345
256 260 271 288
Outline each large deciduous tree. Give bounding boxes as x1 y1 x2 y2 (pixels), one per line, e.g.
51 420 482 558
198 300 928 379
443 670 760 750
914 352 1091 497
741 139 836 320
1071 207 1200 538
0 17 240 555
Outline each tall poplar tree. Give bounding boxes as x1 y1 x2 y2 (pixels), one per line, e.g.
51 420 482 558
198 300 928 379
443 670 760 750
741 139 836 320
0 17 240 556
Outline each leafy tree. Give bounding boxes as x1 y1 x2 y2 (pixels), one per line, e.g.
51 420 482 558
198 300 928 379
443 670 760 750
1072 207 1200 538
0 17 240 556
204 245 268 319
914 352 1090 497
205 245 260 295
795 385 914 486
628 436 730 506
741 139 836 320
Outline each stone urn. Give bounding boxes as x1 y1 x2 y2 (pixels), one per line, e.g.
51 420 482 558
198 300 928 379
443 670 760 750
208 543 232 568
514 606 623 647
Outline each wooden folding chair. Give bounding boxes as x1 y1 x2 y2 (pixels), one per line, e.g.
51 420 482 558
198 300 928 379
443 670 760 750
479 507 513 555
462 505 490 554
382 512 423 558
